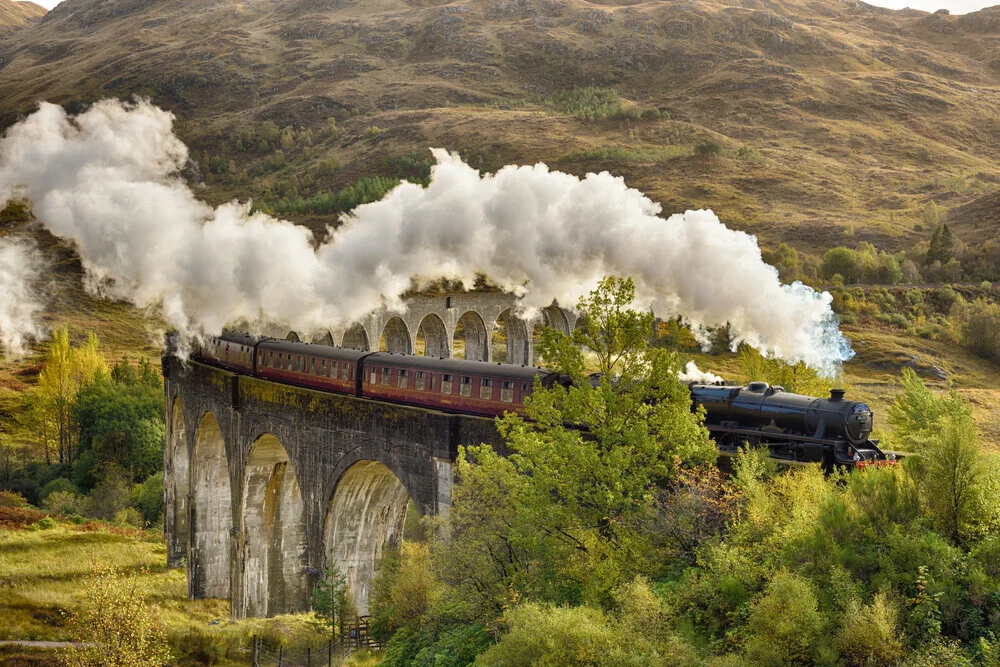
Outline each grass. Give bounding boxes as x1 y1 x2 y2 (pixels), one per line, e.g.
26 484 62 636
0 520 344 665
559 145 691 164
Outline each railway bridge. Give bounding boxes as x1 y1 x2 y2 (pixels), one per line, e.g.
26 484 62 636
163 292 576 619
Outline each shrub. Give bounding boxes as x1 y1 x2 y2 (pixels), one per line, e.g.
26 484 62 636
0 490 28 508
822 247 860 283
44 490 81 515
40 478 77 502
744 571 823 666
134 472 165 525
838 593 905 666
694 140 723 157
114 507 145 528
61 564 172 665
37 516 57 530
363 125 384 139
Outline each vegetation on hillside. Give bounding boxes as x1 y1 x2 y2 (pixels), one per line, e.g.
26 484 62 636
359 278 1000 665
1 326 165 529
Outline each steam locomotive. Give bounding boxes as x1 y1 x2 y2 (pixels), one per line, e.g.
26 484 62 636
189 331 891 468
688 382 889 468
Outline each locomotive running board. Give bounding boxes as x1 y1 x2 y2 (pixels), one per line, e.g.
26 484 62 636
706 424 842 447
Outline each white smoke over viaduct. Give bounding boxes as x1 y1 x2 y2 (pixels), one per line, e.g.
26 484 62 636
0 99 853 373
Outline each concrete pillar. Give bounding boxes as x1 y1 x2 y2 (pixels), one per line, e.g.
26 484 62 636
164 397 189 568
190 412 232 599
240 434 308 618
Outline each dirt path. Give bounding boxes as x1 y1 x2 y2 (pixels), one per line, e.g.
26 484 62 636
0 640 89 649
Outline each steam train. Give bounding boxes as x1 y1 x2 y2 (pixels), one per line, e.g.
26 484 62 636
190 331 891 468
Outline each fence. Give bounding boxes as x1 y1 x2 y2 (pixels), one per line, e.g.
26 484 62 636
250 616 383 666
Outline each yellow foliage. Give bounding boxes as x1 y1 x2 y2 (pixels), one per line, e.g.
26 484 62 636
61 563 172 666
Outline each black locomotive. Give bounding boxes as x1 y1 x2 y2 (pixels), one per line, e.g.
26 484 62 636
689 382 890 467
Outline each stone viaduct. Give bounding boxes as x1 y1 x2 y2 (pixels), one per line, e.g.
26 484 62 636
280 291 579 365
163 292 578 619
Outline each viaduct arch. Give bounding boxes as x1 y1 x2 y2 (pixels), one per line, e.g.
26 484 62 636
164 354 502 619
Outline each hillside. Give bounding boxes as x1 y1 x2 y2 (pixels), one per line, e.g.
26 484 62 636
0 0 999 252
0 0 44 37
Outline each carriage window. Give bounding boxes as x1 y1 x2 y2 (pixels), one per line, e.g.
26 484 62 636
441 374 453 394
370 367 377 385
521 383 531 404
460 376 472 397
344 363 352 380
296 356 303 372
501 381 514 403
398 369 409 389
310 358 317 375
381 367 391 386
287 355 294 371
415 371 426 391
480 378 493 400
269 351 274 367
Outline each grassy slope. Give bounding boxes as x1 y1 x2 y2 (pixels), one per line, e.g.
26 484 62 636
0 0 44 37
0 0 999 250
0 518 333 663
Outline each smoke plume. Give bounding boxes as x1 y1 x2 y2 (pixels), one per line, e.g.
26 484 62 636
0 99 853 374
677 362 725 385
0 236 45 359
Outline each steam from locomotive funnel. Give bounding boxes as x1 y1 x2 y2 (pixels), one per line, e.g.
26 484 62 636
0 99 853 373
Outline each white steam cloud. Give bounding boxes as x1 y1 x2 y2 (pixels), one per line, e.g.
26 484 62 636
0 236 45 359
0 99 853 373
677 362 724 385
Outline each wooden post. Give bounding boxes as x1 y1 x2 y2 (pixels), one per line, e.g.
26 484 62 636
278 645 283 667
307 647 311 667
250 635 258 667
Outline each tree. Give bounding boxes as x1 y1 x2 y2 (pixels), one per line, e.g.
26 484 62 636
923 200 940 229
821 247 860 283
74 357 164 486
434 277 715 616
927 224 954 265
61 563 172 666
36 328 108 465
312 562 355 639
888 368 989 542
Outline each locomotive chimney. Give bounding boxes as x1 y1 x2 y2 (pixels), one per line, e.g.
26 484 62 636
829 389 845 402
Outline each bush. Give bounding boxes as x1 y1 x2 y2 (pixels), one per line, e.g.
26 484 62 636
37 516 57 530
40 477 77 502
744 571 824 666
61 564 172 665
0 490 28 508
477 604 654 667
694 140 723 157
44 490 81 515
114 507 145 528
81 465 133 520
134 472 164 525
838 593 904 666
